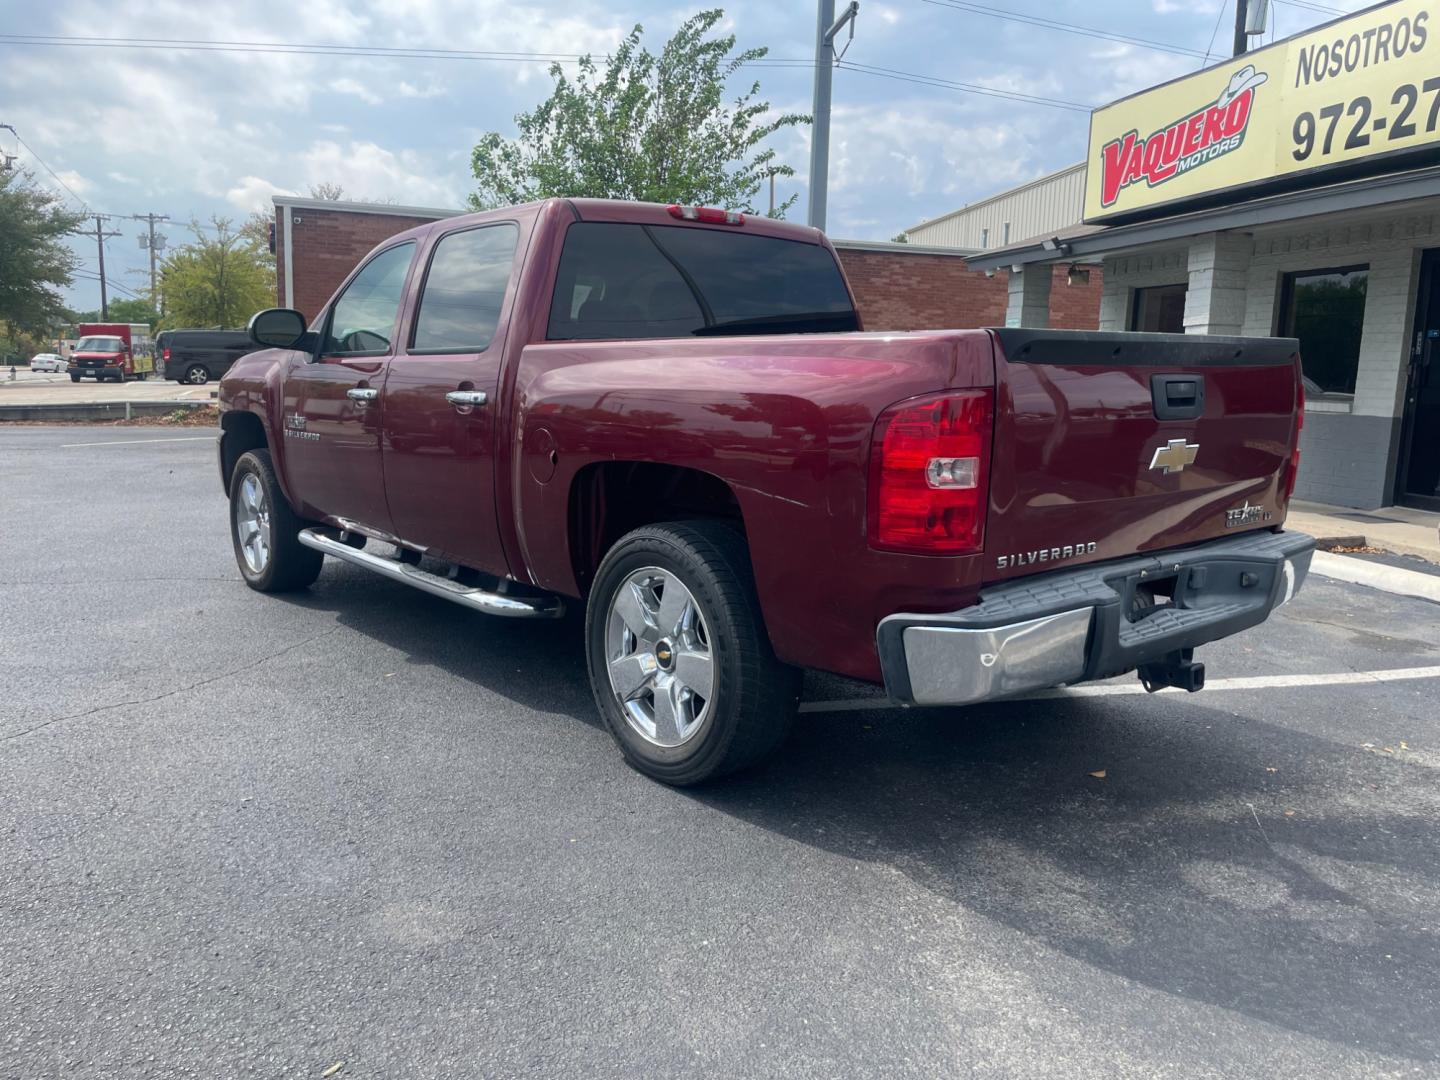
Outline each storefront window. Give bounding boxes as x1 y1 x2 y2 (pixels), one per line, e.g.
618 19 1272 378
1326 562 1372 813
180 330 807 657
1130 283 1187 333
1278 266 1368 396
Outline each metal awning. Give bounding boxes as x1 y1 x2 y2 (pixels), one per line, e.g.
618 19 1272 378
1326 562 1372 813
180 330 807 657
965 163 1440 271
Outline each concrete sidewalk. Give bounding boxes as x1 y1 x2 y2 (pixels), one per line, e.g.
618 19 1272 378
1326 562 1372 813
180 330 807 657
0 369 213 405
1288 500 1440 563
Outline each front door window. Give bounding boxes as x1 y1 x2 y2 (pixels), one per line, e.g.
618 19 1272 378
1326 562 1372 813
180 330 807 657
324 243 415 356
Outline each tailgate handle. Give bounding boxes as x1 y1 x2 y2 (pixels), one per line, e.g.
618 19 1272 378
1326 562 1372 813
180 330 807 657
1151 374 1205 420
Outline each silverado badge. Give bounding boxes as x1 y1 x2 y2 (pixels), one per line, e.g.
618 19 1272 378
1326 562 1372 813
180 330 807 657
1149 438 1199 475
284 414 319 441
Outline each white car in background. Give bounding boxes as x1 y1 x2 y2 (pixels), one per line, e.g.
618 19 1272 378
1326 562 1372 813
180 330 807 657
29 353 67 373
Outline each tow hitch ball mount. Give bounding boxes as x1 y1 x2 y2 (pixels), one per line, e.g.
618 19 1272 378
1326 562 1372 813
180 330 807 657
1138 648 1206 694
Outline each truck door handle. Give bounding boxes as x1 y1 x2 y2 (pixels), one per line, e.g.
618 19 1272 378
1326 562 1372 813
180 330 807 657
445 390 489 408
346 387 378 404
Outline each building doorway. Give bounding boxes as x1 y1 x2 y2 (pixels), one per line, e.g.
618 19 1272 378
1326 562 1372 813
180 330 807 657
1399 249 1440 511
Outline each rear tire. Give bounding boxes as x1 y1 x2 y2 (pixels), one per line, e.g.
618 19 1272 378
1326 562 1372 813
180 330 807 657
185 365 210 385
585 521 799 786
69 373 81 383
229 448 323 593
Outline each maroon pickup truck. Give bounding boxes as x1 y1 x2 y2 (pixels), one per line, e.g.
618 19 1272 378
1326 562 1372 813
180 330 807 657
218 198 1313 784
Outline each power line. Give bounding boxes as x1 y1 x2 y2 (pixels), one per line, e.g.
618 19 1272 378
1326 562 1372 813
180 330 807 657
1273 0 1346 16
920 0 1212 59
1202 0 1231 66
10 130 89 210
73 271 144 300
0 30 1093 114
839 61 1093 112
0 33 812 68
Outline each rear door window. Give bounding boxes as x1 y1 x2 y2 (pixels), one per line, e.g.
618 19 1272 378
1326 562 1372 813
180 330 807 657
411 224 519 353
547 223 857 341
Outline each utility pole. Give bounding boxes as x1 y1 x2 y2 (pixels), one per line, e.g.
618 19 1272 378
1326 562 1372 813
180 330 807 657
132 212 169 309
807 1 859 233
1234 0 1271 57
0 123 16 174
81 215 121 318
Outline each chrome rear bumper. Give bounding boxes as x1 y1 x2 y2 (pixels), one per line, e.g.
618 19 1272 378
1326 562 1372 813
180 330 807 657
877 529 1315 706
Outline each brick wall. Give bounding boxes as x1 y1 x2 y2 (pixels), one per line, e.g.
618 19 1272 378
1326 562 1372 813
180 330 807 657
276 205 443 321
276 204 1104 332
836 249 1102 331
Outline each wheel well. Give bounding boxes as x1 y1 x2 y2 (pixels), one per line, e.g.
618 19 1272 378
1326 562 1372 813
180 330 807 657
220 411 267 490
568 462 744 595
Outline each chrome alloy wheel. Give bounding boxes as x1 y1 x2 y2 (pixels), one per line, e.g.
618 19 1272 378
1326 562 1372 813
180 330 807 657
605 567 714 747
235 472 272 574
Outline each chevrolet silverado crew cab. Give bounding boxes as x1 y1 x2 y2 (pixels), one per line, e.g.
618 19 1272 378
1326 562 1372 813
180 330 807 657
218 198 1314 785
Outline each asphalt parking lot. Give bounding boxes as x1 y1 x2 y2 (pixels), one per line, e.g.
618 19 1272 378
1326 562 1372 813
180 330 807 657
3 425 1439 1079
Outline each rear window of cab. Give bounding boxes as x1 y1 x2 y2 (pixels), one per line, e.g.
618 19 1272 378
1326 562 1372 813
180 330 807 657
547 222 858 341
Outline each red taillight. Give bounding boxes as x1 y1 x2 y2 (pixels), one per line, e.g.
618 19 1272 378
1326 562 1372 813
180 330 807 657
1284 378 1304 500
869 390 994 554
667 204 745 226
163 347 171 361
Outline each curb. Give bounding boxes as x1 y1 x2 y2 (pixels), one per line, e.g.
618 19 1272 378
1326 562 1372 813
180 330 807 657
1309 551 1440 604
0 401 214 422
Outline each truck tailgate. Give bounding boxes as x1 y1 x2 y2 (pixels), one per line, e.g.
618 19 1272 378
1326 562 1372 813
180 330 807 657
984 328 1301 584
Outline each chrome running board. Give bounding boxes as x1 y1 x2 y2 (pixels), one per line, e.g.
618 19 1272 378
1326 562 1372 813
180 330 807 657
298 528 565 619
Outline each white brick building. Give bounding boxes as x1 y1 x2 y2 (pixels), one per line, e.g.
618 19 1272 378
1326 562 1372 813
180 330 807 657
968 168 1440 512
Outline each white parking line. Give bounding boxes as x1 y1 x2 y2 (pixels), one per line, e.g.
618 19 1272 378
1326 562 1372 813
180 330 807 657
799 664 1440 713
60 436 216 448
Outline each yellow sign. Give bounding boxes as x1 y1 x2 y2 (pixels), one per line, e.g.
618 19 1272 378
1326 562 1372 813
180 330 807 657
1084 0 1439 223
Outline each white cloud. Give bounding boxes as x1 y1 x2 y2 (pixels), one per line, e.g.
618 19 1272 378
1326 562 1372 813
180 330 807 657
330 78 383 105
300 140 464 208
397 80 445 99
54 170 94 195
226 176 299 214
1154 0 1219 12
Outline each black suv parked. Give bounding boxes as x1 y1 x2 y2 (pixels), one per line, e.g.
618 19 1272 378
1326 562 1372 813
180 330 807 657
157 329 260 385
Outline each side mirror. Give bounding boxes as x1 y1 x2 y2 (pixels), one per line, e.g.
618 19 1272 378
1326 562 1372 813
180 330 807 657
249 308 309 349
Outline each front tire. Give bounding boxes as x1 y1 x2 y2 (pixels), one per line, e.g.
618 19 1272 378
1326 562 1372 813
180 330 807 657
585 521 799 785
229 448 323 592
69 373 81 383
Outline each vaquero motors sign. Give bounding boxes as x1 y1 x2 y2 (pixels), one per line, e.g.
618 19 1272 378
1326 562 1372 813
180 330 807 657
1084 0 1439 224
1098 66 1266 209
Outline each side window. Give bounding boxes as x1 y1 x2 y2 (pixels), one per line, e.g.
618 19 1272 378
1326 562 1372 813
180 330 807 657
323 242 416 356
411 224 519 353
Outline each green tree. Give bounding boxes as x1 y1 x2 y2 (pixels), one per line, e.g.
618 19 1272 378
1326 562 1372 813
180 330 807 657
68 298 161 327
157 218 274 329
470 9 807 217
0 170 85 338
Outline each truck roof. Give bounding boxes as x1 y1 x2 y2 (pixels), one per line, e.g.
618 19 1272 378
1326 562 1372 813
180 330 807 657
384 198 828 248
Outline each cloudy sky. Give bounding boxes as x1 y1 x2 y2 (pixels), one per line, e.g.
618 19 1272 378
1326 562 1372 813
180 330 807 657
1 0 1370 311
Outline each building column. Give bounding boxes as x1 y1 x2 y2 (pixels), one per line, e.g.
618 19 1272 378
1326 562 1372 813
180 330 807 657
1182 232 1251 335
1004 266 1052 328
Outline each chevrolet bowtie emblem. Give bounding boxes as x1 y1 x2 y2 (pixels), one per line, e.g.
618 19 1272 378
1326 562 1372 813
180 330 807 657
1149 438 1199 474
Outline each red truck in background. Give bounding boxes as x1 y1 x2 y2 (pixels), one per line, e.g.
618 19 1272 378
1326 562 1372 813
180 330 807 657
69 323 155 382
218 198 1314 785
